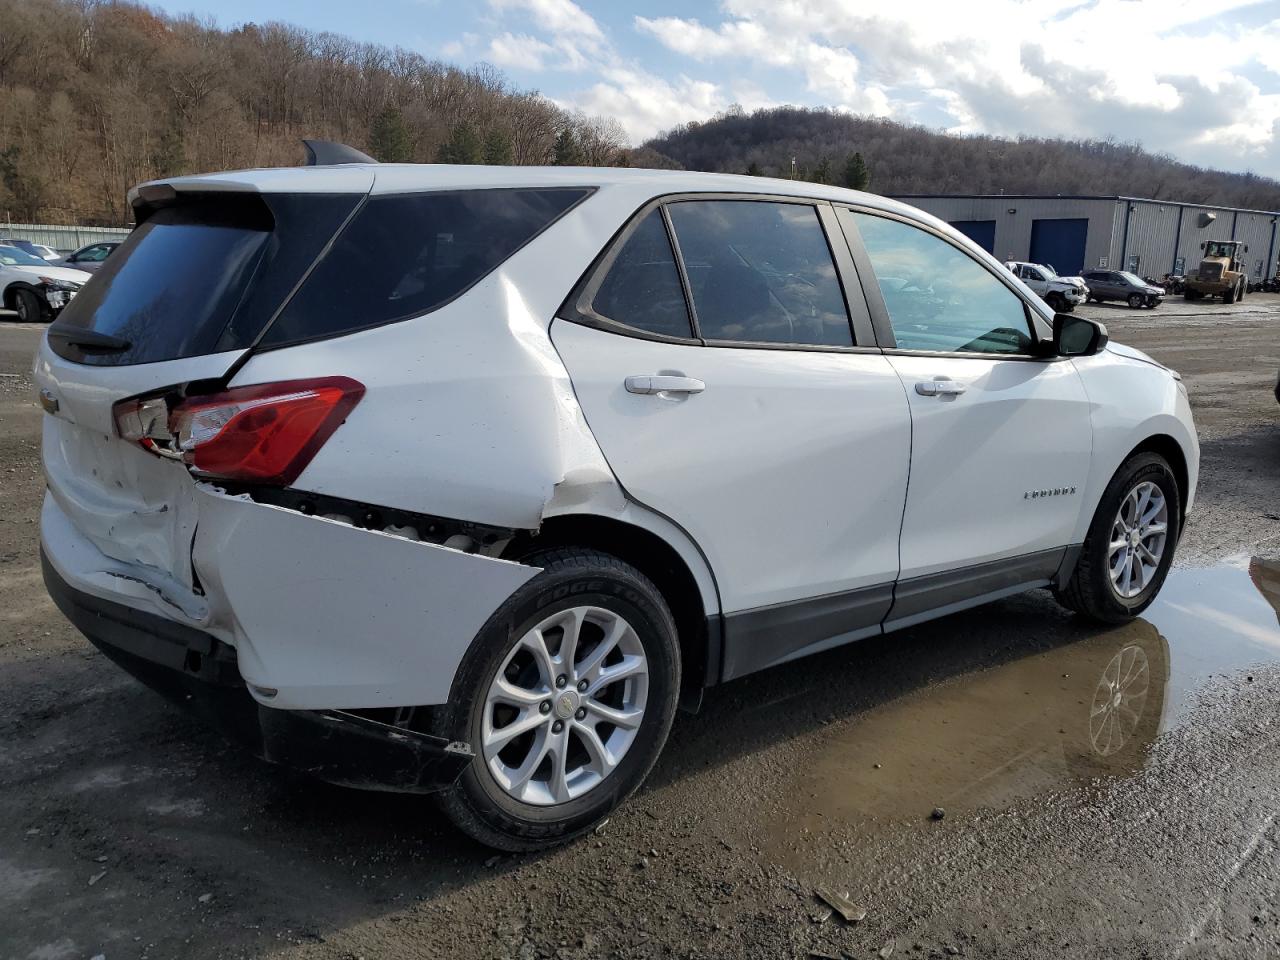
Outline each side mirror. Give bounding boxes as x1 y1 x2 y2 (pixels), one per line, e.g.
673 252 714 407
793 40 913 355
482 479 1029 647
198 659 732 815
1052 313 1108 357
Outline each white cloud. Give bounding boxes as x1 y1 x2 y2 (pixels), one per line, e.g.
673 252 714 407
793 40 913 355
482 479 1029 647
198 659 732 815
636 0 1280 172
473 0 1279 170
635 15 892 116
486 32 556 71
488 0 604 40
564 68 732 142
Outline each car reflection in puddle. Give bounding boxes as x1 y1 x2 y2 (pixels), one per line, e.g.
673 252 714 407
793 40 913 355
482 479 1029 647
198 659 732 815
770 557 1280 846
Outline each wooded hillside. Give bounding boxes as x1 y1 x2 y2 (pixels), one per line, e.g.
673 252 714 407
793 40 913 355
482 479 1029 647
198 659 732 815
0 0 626 225
2 0 1276 226
645 106 1280 210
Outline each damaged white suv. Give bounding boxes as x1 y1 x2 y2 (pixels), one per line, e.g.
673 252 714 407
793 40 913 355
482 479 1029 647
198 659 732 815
39 144 1198 850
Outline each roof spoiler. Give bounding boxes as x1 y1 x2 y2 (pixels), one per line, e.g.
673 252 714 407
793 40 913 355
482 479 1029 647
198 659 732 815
302 140 377 166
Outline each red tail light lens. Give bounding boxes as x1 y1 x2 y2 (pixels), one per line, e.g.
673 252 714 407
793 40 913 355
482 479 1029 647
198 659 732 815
169 377 364 485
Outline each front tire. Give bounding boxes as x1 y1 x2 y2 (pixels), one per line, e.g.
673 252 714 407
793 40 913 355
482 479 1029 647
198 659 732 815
433 548 680 851
1055 453 1181 623
12 288 43 323
1127 293 1144 308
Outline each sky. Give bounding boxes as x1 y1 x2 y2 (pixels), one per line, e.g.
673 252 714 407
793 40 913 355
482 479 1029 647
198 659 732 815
147 0 1280 177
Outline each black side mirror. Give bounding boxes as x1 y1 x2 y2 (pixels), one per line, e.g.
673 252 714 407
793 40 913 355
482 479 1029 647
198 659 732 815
1052 313 1108 357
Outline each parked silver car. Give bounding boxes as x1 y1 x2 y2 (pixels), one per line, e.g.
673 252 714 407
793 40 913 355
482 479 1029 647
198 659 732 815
55 241 120 274
1080 269 1164 309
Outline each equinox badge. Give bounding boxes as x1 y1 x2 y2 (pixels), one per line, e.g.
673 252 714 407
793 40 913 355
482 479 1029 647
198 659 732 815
1025 486 1077 499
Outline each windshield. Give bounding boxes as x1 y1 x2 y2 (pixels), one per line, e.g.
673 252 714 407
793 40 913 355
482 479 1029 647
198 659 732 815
1035 264 1058 279
0 245 48 267
1119 271 1145 285
1204 241 1236 257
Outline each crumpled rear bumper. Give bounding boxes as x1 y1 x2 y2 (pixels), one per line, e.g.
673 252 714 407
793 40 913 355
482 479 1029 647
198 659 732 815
42 549 474 793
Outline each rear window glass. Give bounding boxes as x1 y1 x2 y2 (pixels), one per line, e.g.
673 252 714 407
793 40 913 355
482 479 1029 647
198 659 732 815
261 188 590 347
51 193 360 366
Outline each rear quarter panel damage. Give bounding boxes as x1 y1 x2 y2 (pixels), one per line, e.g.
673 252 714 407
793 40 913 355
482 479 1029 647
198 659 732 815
191 485 538 710
225 182 644 533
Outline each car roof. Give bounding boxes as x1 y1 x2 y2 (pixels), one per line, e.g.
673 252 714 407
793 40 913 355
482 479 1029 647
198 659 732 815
129 163 930 224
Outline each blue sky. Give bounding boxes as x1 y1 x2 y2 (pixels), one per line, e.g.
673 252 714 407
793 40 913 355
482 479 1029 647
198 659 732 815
147 0 1280 177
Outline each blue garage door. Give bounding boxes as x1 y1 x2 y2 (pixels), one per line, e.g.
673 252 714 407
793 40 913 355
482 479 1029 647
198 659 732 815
950 219 996 254
1029 218 1088 276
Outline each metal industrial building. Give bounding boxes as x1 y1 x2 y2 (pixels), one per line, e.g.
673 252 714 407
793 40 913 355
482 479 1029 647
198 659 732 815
894 194 1280 282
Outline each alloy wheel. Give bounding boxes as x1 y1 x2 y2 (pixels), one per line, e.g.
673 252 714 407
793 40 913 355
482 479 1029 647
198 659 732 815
1107 480 1169 599
481 605 649 805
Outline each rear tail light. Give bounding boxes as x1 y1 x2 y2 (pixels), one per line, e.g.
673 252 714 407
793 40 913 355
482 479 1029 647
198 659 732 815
116 377 364 485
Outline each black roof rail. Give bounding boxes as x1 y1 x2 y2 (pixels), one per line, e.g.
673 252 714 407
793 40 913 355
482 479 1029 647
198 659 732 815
302 140 377 166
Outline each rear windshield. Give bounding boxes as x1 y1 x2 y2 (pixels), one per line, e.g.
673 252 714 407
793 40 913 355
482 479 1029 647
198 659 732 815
51 193 360 366
259 188 591 348
51 187 590 364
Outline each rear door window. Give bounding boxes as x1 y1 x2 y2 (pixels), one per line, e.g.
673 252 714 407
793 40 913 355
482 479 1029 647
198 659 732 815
589 210 692 339
665 200 854 347
261 188 590 348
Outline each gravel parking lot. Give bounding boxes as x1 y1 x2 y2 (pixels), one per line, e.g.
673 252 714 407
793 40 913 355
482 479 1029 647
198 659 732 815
2 295 1278 960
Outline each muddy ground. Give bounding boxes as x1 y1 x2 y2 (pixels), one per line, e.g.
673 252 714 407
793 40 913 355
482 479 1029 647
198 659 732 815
1 295 1278 960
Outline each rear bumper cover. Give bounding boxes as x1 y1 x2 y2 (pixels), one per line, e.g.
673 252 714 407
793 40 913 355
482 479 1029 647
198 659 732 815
42 549 474 793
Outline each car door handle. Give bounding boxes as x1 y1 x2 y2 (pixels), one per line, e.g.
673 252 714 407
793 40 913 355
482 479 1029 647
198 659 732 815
625 375 706 396
915 379 966 397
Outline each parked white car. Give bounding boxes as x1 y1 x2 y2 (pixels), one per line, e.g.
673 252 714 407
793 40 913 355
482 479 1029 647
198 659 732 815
0 237 61 260
1006 261 1089 313
37 149 1198 850
1 244 91 322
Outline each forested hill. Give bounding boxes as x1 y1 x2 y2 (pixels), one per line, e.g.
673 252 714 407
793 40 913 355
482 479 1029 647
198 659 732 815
0 0 628 225
3 0 1275 226
643 106 1280 211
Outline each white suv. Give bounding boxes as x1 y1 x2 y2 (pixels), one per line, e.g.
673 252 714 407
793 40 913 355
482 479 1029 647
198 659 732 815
1006 261 1089 313
38 147 1198 850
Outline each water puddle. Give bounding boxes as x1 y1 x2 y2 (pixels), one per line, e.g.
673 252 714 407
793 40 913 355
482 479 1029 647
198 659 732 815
768 557 1280 841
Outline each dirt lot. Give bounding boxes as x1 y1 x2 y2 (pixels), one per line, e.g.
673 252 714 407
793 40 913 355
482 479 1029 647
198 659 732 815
2 295 1279 960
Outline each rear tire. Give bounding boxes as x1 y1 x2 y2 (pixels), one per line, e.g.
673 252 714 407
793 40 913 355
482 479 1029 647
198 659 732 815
1055 453 1181 623
433 548 680 851
12 288 43 323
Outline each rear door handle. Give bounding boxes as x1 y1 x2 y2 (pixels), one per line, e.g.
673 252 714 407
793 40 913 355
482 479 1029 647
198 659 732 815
625 375 706 396
915 378 966 397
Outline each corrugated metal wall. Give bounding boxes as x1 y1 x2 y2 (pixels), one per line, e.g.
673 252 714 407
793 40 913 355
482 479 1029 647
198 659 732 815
895 195 1280 281
1232 212 1277 280
1118 202 1180 276
1 222 132 252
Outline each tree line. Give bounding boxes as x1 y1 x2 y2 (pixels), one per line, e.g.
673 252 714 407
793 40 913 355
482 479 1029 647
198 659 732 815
2 0 1275 226
646 105 1280 210
0 0 628 225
